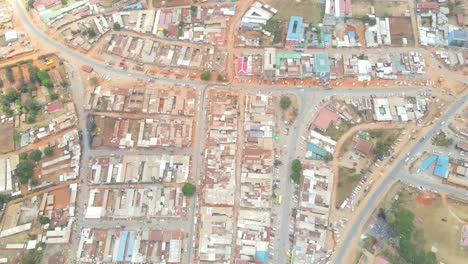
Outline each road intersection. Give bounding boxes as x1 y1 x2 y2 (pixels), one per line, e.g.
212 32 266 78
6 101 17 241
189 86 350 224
9 1 468 263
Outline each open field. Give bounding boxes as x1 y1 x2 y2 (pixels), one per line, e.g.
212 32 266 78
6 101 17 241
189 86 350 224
326 121 353 141
265 0 324 23
0 122 14 153
336 166 363 206
374 1 408 17
365 184 468 264
152 0 192 8
399 192 468 263
351 0 409 17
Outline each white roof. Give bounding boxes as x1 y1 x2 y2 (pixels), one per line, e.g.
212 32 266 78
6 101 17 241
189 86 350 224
168 240 181 262
4 29 17 42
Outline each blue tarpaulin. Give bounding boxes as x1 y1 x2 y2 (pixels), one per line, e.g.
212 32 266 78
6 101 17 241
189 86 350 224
117 231 128 261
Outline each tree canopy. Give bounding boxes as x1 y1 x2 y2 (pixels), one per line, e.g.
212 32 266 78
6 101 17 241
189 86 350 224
200 71 211 81
14 160 35 184
43 147 53 157
290 159 302 184
113 22 121 31
20 249 42 264
280 96 292 110
39 216 50 225
29 149 42 162
182 182 196 196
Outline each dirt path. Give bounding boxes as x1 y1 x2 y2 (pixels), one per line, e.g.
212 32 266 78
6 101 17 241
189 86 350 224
226 0 256 81
441 194 466 224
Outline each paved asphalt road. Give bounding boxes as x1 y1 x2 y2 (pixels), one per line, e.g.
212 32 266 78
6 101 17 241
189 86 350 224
13 2 468 263
333 94 468 263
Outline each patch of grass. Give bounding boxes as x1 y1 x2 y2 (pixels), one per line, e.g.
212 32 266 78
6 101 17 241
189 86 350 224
266 0 324 23
432 131 453 147
336 166 364 207
369 129 400 160
325 121 353 141
264 19 283 44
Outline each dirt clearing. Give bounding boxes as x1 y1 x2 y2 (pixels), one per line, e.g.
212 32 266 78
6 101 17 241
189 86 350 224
389 17 414 46
0 122 14 153
265 0 324 23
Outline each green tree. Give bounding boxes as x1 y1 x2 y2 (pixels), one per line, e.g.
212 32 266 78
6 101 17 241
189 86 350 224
182 182 196 196
280 96 292 110
61 0 67 5
5 66 14 83
113 22 121 31
27 82 36 93
18 78 28 93
27 115 36 124
30 179 38 186
291 171 301 184
217 74 225 82
290 159 302 184
43 147 53 157
49 93 59 101
29 149 42 162
291 159 302 172
0 79 3 88
0 194 12 209
23 98 41 114
4 89 19 102
42 79 53 89
200 71 211 81
19 152 28 160
20 249 42 264
14 160 35 184
26 0 36 10
38 216 50 225
86 28 96 38
28 65 40 83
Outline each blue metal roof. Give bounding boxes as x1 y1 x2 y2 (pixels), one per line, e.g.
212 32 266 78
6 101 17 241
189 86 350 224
434 156 449 178
286 16 303 41
348 31 356 39
315 53 330 74
123 3 143 10
306 142 331 160
126 231 136 261
117 231 128 261
420 155 437 170
256 251 268 262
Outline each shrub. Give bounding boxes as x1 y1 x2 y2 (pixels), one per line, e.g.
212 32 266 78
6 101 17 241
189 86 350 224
38 216 50 225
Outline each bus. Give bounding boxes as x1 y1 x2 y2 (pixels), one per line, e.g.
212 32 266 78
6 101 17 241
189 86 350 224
278 195 282 205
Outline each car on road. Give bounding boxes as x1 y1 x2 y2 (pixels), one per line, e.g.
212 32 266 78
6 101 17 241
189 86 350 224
284 128 289 135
